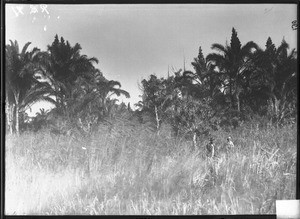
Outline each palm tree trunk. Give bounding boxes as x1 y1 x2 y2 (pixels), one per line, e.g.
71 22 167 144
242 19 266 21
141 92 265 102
236 94 240 112
154 105 160 135
192 131 197 152
235 83 242 112
13 91 20 135
103 97 108 116
15 102 20 135
229 76 234 109
6 103 14 135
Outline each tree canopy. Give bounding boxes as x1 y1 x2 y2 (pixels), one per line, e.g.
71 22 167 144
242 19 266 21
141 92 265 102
5 29 297 136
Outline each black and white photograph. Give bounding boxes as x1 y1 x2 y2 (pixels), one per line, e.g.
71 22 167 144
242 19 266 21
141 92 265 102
3 2 298 215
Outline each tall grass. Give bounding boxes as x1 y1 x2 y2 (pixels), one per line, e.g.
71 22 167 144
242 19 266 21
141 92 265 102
5 121 297 215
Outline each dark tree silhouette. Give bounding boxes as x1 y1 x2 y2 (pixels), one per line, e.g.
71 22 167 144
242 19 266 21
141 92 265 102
253 38 297 123
45 35 99 112
5 40 43 134
206 28 259 112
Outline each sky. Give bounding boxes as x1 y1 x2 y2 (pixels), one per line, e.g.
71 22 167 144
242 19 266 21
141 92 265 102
5 4 297 116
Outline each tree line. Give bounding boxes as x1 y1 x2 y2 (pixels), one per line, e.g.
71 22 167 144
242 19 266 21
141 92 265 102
5 34 130 135
137 28 297 149
5 28 297 144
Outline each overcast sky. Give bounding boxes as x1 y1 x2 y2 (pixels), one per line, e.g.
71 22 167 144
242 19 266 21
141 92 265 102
6 4 297 115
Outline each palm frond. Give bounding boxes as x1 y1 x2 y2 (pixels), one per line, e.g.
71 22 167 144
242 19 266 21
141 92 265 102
182 70 196 78
110 88 130 98
241 41 259 56
89 57 99 64
108 80 122 88
21 42 32 56
211 43 227 54
276 40 289 57
206 53 225 65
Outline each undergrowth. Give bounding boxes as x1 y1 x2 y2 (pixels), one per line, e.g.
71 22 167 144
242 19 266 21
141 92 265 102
5 121 297 215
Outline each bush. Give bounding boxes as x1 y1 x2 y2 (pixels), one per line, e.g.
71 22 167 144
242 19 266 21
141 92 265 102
5 120 297 215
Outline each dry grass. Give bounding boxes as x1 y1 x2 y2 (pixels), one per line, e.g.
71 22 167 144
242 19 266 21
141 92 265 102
5 122 297 215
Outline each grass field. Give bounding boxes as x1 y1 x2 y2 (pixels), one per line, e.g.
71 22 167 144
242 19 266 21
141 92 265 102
5 121 297 215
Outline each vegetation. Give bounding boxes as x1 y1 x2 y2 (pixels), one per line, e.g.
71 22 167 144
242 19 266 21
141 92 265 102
6 122 297 214
5 28 297 215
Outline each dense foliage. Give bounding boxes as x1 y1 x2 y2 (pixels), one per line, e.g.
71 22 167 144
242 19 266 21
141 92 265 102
5 35 131 135
5 28 297 142
137 28 297 147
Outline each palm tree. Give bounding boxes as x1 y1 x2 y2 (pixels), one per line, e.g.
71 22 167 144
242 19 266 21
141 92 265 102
5 40 42 134
93 74 130 118
139 74 173 134
61 70 130 128
253 38 297 123
44 35 99 112
181 46 224 100
206 28 259 112
34 36 130 130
